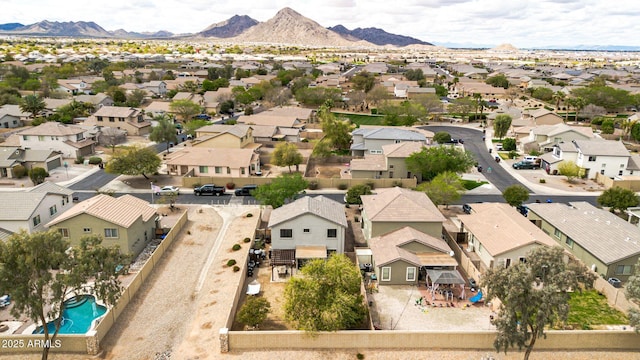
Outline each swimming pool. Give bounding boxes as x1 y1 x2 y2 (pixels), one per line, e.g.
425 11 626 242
33 295 106 334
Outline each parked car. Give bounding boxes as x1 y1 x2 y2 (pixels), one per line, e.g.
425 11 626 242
608 278 622 288
468 278 477 290
235 184 258 196
194 184 225 196
494 156 501 163
462 204 472 214
156 185 180 196
512 161 540 170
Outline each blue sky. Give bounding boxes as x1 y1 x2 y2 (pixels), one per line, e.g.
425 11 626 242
1 0 639 48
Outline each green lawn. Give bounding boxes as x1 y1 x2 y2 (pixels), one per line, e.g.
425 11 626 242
567 290 628 329
333 112 385 126
461 179 488 190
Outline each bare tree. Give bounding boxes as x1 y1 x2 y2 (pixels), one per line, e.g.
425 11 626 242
98 127 126 154
581 104 606 122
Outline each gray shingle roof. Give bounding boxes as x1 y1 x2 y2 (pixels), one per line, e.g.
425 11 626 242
572 139 630 157
527 201 640 264
361 187 444 223
268 195 347 228
352 127 426 141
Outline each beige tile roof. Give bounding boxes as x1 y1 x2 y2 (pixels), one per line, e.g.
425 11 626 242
19 122 84 136
164 148 256 167
46 194 157 228
350 154 386 171
93 106 142 118
196 124 251 138
269 195 347 228
527 201 640 264
573 139 630 157
382 142 425 158
458 202 556 257
361 187 445 223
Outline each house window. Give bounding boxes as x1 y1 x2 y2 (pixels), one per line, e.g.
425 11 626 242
104 228 119 238
241 168 246 175
389 165 394 169
600 169 605 175
395 140 402 143
327 229 337 238
618 170 623 176
227 167 231 174
38 136 45 141
554 229 561 238
23 135 28 140
97 116 103 122
588 156 596 161
215 167 222 174
62 196 69 205
505 258 512 268
109 117 115 122
565 237 574 248
601 163 606 168
119 118 125 122
303 228 310 233
199 166 208 173
615 265 632 275
32 215 41 226
280 229 292 238
58 228 69 237
620 164 625 168
83 228 91 233
370 149 382 154
519 257 527 263
406 267 416 282
381 267 391 281
49 205 57 216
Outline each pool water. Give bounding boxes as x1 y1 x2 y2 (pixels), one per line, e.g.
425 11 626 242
33 295 106 334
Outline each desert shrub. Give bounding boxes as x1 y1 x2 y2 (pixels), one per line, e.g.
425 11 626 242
539 179 546 183
226 182 235 189
227 259 237 267
246 213 253 218
192 182 201 188
88 156 103 164
337 183 348 190
243 237 251 243
232 244 241 251
307 180 319 190
233 265 240 272
365 181 375 190
75 155 85 164
391 180 403 188
12 165 26 178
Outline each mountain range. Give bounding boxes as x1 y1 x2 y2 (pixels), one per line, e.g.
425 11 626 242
0 7 431 48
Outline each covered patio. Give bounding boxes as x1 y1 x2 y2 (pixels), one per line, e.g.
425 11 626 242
425 269 466 302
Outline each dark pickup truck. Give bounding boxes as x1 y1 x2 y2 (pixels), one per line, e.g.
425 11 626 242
194 184 225 196
235 184 257 196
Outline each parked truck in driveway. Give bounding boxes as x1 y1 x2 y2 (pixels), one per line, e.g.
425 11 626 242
194 184 225 196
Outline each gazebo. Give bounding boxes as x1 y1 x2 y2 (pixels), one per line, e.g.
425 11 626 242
426 269 466 300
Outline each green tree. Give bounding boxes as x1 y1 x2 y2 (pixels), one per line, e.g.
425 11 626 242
597 187 640 214
557 161 584 183
319 106 354 151
149 114 178 153
105 146 161 179
19 94 46 119
252 173 308 208
532 87 554 101
271 142 303 173
126 89 146 107
626 259 640 332
449 97 476 122
502 184 529 207
420 171 464 209
29 167 49 185
294 87 342 107
501 138 517 151
433 131 452 144
237 296 271 329
572 86 631 111
631 122 640 142
601 119 615 134
169 99 202 122
493 114 513 139
184 119 210 137
345 184 373 205
485 74 510 89
404 69 425 81
405 146 476 181
311 138 333 158
0 230 126 360
365 85 389 107
352 71 376 93
283 254 367 332
483 246 595 360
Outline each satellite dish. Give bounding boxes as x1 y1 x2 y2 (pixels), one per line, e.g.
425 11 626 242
449 251 455 257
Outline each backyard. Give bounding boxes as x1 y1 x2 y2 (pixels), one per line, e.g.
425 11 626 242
566 290 628 329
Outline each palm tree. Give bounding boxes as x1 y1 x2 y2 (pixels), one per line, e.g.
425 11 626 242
553 91 565 112
621 117 639 140
19 94 46 119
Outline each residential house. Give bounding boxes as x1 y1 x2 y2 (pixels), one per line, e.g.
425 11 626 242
268 196 347 268
42 98 73 118
0 146 63 177
85 106 151 135
0 181 74 240
193 124 257 149
524 108 564 126
528 201 640 282
350 141 425 181
164 147 260 177
521 123 594 152
626 207 640 227
0 104 29 127
75 93 114 109
369 226 458 285
539 139 630 178
458 203 557 272
57 79 91 95
360 187 445 240
236 106 313 129
46 194 158 257
139 81 167 97
350 127 427 157
17 122 95 158
453 79 505 98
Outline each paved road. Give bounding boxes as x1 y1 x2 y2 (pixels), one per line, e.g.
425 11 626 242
423 125 530 192
68 169 118 191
